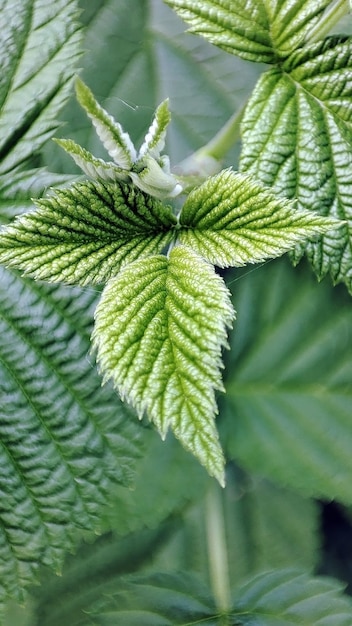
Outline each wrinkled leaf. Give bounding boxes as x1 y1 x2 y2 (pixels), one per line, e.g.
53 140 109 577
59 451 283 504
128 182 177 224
0 180 176 285
93 246 234 485
241 36 352 292
0 0 82 176
178 169 340 267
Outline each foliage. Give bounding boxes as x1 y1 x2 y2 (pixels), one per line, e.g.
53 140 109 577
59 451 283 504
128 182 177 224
0 0 352 624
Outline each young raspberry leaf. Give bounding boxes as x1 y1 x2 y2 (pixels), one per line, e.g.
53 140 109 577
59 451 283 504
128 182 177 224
240 36 352 292
178 169 341 267
0 180 176 286
164 0 332 63
139 99 171 159
75 77 136 169
93 246 235 485
54 138 129 182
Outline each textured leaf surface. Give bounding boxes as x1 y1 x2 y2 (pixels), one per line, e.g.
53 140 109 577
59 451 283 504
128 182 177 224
223 258 352 504
0 0 81 175
240 36 352 292
178 169 339 267
93 246 234 485
163 0 332 63
82 569 352 625
0 267 142 612
0 180 176 285
233 569 352 625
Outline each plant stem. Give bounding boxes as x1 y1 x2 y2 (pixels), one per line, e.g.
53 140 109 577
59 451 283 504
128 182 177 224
205 482 231 619
308 0 349 43
174 104 246 181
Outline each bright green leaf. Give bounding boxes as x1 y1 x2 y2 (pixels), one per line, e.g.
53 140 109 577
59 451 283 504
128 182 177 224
75 77 136 169
139 99 171 159
54 138 128 183
223 258 352 504
233 569 352 625
0 267 142 613
163 0 332 63
178 169 340 267
0 0 82 176
93 245 235 485
240 36 352 292
0 180 176 286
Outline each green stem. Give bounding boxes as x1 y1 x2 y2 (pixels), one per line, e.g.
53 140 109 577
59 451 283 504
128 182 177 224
174 103 246 182
308 0 349 43
205 482 231 619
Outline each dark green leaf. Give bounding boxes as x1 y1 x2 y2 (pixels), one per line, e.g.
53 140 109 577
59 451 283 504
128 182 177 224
0 0 82 176
223 258 352 503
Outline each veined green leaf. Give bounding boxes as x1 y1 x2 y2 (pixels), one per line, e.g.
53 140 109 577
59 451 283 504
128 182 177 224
139 99 171 159
0 180 176 286
223 258 352 504
178 169 340 267
93 246 235 485
75 77 136 169
233 569 352 625
0 0 82 176
0 267 142 612
77 569 352 625
163 0 332 63
240 36 352 292
54 138 128 182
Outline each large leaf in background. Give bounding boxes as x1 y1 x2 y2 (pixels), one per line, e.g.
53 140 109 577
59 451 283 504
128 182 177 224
0 264 142 612
43 0 260 171
241 36 352 293
222 257 352 504
163 0 332 62
0 0 81 176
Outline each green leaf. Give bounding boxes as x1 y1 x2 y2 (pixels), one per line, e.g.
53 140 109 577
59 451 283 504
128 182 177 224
54 138 128 183
178 169 339 267
0 267 142 613
223 258 352 504
233 569 352 625
0 0 82 176
139 99 171 159
93 245 235 485
0 180 176 285
79 569 352 625
75 77 136 169
163 0 332 63
240 36 352 292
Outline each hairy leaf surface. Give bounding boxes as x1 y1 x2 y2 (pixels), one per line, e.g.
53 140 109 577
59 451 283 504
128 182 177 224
241 36 352 292
223 258 352 504
0 267 142 612
178 169 339 267
93 246 234 485
0 180 176 285
0 0 82 176
163 0 332 63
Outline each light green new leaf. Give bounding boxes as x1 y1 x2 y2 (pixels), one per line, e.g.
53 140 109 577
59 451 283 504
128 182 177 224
0 0 82 176
178 169 340 267
163 0 332 63
75 77 136 169
93 246 234 485
240 36 352 292
233 569 352 625
0 180 176 286
223 258 352 504
139 99 171 159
